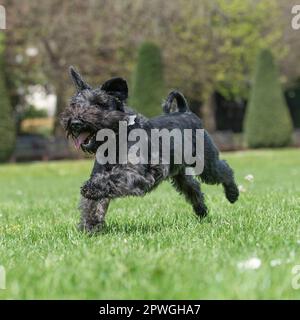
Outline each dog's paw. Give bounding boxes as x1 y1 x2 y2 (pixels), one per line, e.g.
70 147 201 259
193 203 208 219
78 221 106 234
80 180 95 199
81 180 104 200
224 183 239 204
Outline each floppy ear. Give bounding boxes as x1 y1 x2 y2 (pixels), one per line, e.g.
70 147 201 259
69 66 91 92
101 77 128 101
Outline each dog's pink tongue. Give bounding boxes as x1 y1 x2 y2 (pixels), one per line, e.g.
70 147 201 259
73 132 90 149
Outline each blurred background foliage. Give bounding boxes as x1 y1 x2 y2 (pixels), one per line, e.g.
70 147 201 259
0 33 16 161
244 49 293 147
0 0 299 161
130 42 165 117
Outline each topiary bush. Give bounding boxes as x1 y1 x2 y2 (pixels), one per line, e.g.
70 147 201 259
0 38 16 162
130 42 165 117
244 49 293 148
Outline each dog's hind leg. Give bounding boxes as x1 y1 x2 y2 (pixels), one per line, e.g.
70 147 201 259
201 159 239 204
216 160 239 203
200 131 239 204
78 197 110 233
171 172 208 218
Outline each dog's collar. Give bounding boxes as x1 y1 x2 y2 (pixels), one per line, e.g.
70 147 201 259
127 115 137 126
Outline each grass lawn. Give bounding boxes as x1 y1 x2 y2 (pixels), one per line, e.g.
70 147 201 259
0 149 300 299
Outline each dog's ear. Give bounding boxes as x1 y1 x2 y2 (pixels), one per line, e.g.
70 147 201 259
69 66 91 92
101 77 128 101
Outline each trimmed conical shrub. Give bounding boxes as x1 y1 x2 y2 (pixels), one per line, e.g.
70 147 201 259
130 42 165 117
244 49 293 148
0 38 15 162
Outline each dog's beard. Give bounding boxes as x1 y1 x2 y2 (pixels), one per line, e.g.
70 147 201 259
61 105 129 153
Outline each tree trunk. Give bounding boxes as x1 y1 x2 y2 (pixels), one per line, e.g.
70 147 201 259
202 92 216 133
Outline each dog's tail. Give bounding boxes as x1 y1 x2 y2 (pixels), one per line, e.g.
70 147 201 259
162 90 189 114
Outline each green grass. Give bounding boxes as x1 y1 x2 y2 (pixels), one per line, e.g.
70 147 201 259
0 149 300 299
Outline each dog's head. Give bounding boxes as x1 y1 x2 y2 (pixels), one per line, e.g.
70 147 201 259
61 67 128 153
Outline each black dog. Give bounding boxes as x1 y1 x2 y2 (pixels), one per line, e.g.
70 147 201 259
61 67 239 233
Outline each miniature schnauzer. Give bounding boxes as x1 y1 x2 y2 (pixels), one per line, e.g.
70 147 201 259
61 67 239 233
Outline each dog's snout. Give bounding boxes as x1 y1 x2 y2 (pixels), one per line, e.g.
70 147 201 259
70 120 83 132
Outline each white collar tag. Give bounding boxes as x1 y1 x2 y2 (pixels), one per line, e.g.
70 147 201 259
128 115 137 126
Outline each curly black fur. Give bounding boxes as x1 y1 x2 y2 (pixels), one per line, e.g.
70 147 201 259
61 67 239 233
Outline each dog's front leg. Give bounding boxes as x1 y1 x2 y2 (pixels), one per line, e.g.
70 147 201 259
81 165 162 200
78 197 110 233
78 160 110 233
